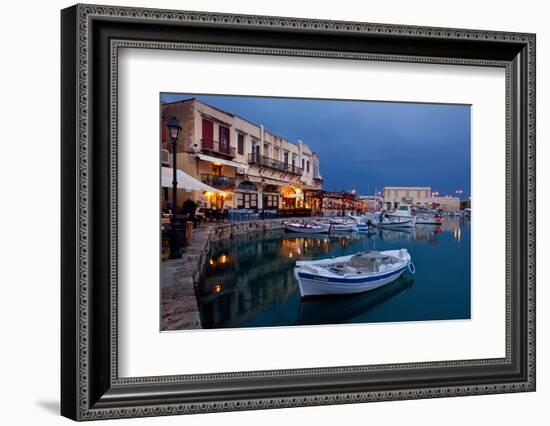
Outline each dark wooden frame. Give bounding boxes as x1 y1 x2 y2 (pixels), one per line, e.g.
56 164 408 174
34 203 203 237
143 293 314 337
61 4 536 421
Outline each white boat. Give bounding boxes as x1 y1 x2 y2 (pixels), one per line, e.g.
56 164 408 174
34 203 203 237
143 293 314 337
377 215 416 228
355 223 374 232
347 213 365 222
348 212 380 225
415 214 445 225
346 213 376 230
380 204 416 227
315 219 358 232
294 249 414 297
285 221 330 234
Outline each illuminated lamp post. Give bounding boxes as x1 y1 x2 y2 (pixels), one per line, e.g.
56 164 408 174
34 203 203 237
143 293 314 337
167 116 182 259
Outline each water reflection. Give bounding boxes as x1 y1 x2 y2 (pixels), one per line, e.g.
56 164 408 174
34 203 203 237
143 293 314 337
297 278 415 325
198 217 471 329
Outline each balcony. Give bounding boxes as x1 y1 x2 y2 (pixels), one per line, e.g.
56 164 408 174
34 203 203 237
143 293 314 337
201 174 236 190
248 154 303 175
201 139 236 159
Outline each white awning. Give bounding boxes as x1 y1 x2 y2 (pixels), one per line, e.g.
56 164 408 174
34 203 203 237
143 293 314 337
161 167 226 194
196 154 249 171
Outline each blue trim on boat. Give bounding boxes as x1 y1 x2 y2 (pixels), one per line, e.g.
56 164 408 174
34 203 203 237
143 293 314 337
297 266 407 284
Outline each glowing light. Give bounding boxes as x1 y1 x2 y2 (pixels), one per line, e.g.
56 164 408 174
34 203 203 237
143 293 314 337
213 283 223 294
209 259 214 266
220 254 227 263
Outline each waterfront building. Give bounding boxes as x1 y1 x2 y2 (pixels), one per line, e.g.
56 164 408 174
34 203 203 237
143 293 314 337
382 186 462 212
382 186 432 210
321 191 362 215
431 196 461 212
358 195 383 211
161 98 323 212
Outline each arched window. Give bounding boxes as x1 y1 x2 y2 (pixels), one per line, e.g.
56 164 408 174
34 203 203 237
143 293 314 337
236 181 258 192
236 181 258 209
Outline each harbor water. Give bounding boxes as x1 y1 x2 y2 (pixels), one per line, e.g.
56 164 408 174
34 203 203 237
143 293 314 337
198 217 471 329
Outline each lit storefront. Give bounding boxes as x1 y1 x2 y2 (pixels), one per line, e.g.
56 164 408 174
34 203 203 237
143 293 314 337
280 187 304 209
262 184 280 210
235 181 259 209
321 191 361 215
304 189 324 214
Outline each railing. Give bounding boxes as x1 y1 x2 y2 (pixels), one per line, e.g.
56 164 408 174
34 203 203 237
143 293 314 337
201 139 236 159
200 174 236 190
248 154 303 175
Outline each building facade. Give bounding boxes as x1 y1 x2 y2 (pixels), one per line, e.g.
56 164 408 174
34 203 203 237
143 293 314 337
358 195 383 211
161 98 323 211
430 196 461 212
382 186 432 210
382 186 462 212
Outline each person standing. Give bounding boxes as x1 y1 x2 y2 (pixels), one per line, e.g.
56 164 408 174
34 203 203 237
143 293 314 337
181 198 196 221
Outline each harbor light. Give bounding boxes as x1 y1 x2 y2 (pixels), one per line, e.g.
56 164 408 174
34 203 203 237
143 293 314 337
167 116 182 259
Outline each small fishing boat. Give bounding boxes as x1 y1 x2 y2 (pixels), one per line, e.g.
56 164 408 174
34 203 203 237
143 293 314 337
346 213 376 230
377 215 416 228
356 222 375 232
315 219 358 232
415 214 445 225
294 249 414 297
385 204 416 227
285 221 330 234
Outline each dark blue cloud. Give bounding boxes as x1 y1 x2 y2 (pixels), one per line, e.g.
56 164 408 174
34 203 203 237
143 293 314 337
161 93 470 197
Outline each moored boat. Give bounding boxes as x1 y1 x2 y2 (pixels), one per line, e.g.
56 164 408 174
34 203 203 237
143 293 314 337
294 249 414 298
415 214 445 225
377 215 416 228
315 219 358 232
285 221 330 234
346 213 376 231
381 203 416 227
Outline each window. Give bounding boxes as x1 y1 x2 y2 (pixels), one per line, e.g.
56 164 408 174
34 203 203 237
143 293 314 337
263 194 279 209
237 133 244 155
202 119 214 150
251 139 259 155
302 158 305 169
237 192 258 209
219 126 230 153
306 160 310 173
283 151 289 165
263 143 269 158
273 147 280 160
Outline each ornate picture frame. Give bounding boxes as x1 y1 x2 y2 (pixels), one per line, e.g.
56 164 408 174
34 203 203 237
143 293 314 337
61 4 535 420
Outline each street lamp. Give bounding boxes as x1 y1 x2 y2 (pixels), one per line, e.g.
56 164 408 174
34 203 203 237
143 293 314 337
167 116 182 259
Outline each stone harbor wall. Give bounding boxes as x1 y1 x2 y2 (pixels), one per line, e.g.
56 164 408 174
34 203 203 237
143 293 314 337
161 218 321 330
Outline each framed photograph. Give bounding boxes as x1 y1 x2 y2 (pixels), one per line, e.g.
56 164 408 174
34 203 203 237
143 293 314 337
61 4 536 421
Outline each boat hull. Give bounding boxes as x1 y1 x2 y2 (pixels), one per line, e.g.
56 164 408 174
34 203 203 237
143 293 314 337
296 266 407 297
416 220 443 225
294 249 411 298
285 223 329 234
315 220 358 232
378 217 416 228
